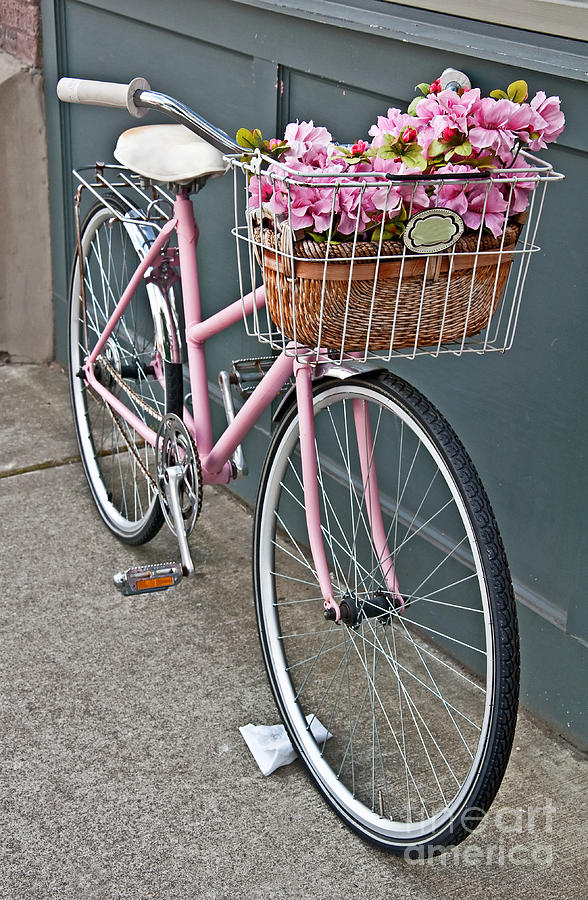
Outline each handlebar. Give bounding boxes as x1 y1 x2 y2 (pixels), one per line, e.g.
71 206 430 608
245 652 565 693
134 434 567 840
56 76 242 154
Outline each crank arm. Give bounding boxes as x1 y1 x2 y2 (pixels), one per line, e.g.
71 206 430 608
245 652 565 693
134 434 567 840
163 464 195 576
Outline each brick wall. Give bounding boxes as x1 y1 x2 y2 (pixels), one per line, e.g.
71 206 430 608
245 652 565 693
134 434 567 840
0 0 42 68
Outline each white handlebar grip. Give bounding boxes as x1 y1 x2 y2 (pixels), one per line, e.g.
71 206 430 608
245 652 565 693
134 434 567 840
56 76 151 117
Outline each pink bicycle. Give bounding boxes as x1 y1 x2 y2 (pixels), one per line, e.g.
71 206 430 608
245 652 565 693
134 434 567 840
57 75 561 857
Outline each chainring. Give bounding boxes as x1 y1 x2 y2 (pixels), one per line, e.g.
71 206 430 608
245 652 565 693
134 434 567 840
155 413 203 537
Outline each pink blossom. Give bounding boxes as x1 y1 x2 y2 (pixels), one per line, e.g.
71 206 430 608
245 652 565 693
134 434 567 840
433 164 474 217
370 155 430 212
247 174 273 209
269 180 335 233
468 98 538 162
463 183 509 238
336 183 375 234
415 88 480 154
351 139 369 155
369 108 423 147
282 120 333 166
402 127 418 143
436 88 480 132
527 92 565 149
494 163 539 216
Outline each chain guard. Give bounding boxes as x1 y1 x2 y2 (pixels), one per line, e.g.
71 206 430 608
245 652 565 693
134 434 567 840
155 414 203 537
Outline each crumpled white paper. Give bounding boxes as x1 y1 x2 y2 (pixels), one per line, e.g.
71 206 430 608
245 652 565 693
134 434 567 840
239 716 332 776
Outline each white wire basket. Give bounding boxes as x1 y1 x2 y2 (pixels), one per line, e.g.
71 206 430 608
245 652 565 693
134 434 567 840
229 150 563 362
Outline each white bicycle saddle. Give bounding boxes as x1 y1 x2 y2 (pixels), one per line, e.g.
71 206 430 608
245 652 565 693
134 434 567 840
114 123 228 183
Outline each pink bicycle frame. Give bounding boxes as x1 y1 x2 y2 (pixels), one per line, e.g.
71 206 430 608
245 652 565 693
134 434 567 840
83 191 400 615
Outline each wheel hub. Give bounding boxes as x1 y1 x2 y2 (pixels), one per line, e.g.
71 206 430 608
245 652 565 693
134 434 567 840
329 590 399 627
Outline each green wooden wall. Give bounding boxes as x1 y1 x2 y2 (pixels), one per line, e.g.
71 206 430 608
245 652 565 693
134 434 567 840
41 0 587 748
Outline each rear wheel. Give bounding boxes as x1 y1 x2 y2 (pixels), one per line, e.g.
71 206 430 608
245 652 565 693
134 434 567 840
68 200 183 544
253 372 519 855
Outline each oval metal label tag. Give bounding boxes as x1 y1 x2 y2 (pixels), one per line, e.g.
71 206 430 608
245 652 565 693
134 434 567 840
403 208 464 254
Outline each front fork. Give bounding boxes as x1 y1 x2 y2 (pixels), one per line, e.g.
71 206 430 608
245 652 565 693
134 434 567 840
294 361 402 624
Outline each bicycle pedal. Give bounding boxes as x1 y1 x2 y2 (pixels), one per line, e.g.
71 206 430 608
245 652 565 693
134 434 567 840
113 561 183 596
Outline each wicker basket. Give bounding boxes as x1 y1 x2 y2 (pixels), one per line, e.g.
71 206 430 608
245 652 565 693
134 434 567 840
256 223 522 351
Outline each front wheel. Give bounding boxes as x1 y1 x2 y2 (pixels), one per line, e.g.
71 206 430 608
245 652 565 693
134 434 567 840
253 372 519 856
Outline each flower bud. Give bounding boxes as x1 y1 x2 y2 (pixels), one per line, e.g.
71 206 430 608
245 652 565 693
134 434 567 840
351 139 369 155
402 127 418 143
442 127 458 142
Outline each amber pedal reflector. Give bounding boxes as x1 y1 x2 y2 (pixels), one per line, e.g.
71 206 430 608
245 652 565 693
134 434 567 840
136 576 174 591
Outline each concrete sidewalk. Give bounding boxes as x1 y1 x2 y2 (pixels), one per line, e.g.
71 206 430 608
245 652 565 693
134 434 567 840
1 363 586 900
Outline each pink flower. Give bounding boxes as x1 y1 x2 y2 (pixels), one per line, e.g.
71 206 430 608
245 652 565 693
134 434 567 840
433 164 474 217
368 155 429 212
414 88 479 156
437 88 480 132
468 98 537 162
463 183 508 238
351 139 369 155
248 174 273 209
442 126 458 142
282 120 333 167
494 163 539 216
528 92 565 149
401 127 417 144
369 108 423 147
269 180 335 233
336 184 374 234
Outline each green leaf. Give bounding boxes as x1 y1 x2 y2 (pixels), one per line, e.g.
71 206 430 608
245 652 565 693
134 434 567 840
416 82 431 96
375 135 402 160
400 145 427 171
507 80 528 104
453 140 472 157
490 89 508 100
236 128 257 149
267 140 289 160
371 220 406 242
377 146 399 160
407 97 421 117
252 129 265 150
427 139 449 158
467 153 498 170
236 127 265 150
307 230 342 244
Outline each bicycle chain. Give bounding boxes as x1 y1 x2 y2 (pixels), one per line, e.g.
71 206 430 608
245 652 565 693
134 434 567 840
103 396 158 490
90 354 162 490
89 356 204 518
98 354 163 422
